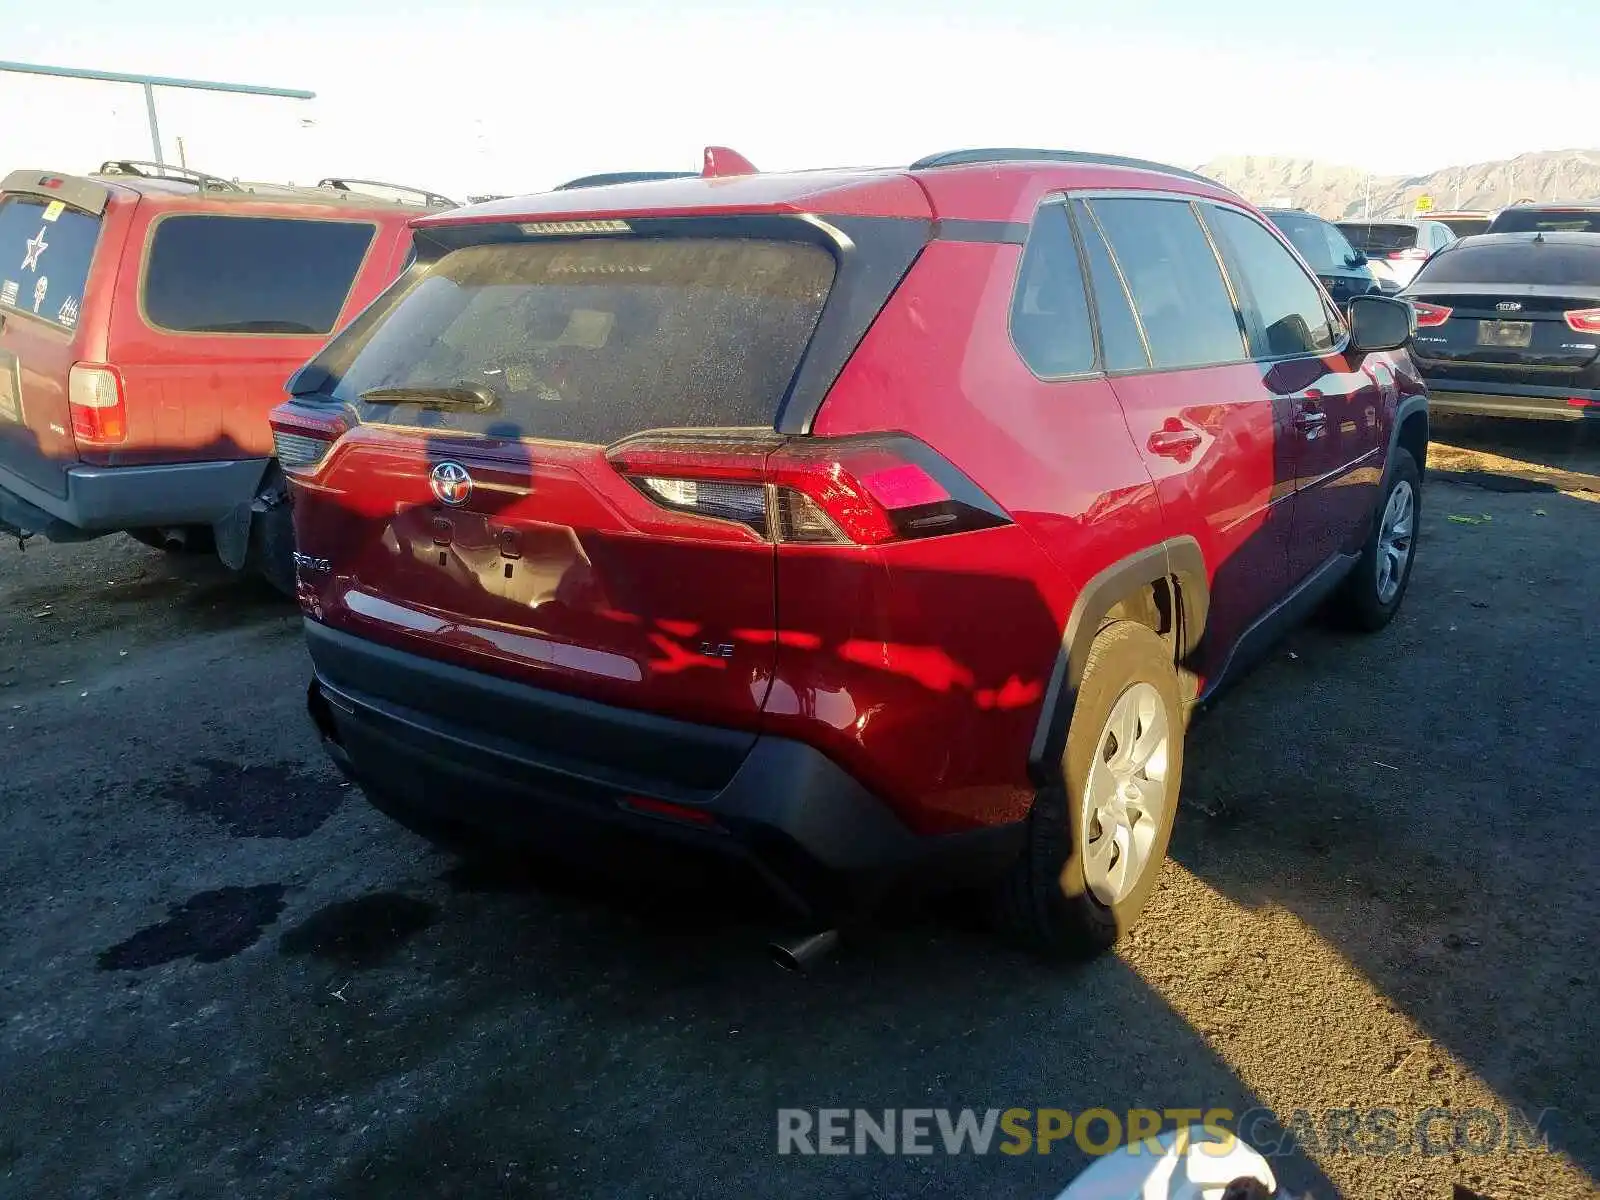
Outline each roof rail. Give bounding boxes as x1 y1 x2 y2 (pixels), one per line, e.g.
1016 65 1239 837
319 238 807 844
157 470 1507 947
554 171 697 191
316 177 458 209
909 148 1224 189
95 159 241 192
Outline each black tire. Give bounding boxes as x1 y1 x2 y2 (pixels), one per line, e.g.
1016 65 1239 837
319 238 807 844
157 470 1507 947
1330 450 1420 632
990 620 1184 959
126 526 216 554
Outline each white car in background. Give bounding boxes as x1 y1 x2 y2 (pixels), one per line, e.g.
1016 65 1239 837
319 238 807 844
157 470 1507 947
1336 218 1459 291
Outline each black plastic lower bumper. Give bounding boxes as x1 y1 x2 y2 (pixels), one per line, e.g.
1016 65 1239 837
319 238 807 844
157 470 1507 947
304 620 1025 920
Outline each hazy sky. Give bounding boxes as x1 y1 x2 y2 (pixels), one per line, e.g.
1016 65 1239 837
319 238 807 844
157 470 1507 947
3 0 1596 200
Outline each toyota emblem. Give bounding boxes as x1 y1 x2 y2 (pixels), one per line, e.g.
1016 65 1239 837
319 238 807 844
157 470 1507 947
429 461 473 506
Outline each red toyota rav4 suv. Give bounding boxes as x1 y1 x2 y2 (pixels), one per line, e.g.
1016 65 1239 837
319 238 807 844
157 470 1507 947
272 148 1427 958
0 161 450 588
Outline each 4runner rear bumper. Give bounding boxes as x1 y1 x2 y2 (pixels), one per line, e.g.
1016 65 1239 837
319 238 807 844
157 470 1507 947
0 457 270 540
304 620 1025 920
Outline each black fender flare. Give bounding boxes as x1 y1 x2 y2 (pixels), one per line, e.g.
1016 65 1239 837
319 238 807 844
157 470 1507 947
1386 393 1430 482
1026 536 1208 788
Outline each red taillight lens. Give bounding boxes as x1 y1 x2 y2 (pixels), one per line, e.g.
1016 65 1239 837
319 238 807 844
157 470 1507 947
1564 308 1600 334
268 403 349 477
1411 301 1453 328
1390 247 1429 260
605 432 1009 546
68 363 127 443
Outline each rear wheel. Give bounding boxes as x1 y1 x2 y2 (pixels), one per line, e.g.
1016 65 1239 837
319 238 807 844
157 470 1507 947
991 620 1183 959
1330 451 1420 631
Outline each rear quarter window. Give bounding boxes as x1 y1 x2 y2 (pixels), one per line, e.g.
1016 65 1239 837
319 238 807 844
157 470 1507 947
142 215 376 335
0 194 101 329
1010 204 1096 377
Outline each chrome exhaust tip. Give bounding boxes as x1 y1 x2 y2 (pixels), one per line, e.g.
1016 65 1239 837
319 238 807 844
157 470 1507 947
768 929 839 974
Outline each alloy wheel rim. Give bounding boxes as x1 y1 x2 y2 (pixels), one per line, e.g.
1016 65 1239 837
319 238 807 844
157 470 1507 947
1079 682 1170 905
1376 480 1415 605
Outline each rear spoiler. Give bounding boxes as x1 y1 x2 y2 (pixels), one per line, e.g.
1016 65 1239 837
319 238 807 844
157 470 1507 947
0 169 112 216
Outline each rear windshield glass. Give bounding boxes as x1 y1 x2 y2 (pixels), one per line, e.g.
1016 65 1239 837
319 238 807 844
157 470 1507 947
1413 240 1600 287
1486 208 1600 234
1336 223 1420 254
330 237 836 443
1437 217 1491 237
0 194 101 329
143 215 376 335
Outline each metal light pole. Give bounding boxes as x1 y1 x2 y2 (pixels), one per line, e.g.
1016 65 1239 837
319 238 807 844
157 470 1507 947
0 60 314 166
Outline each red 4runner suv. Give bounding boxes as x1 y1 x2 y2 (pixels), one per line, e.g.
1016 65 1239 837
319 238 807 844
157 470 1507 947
0 161 451 588
273 147 1427 958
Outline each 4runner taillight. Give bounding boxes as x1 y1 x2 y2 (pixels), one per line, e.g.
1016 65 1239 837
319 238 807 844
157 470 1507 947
606 432 1011 545
268 406 349 477
68 363 127 444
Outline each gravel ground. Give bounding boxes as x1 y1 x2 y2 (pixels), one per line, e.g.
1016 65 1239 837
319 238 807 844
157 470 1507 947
0 419 1596 1200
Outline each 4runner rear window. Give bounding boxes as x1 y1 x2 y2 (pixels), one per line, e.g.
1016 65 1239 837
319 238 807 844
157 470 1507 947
1336 223 1420 254
143 215 376 335
331 237 836 443
0 194 101 329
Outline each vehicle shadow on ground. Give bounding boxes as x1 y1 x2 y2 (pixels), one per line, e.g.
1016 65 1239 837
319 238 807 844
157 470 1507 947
276 839 1338 1200
1171 472 1600 1184
1429 413 1600 487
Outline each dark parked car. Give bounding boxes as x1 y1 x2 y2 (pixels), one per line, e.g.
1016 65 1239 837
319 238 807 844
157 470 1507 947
1262 208 1382 308
1337 219 1458 290
1405 231 1600 420
272 147 1426 959
1485 203 1600 235
0 160 445 588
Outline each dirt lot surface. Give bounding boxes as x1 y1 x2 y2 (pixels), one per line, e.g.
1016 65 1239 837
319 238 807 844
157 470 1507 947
1 417 1596 1199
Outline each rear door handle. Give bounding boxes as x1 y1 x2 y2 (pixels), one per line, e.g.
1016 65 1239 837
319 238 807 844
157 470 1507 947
1147 427 1203 459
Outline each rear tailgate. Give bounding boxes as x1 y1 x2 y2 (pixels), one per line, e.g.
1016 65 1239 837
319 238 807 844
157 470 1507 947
0 176 118 498
289 226 873 745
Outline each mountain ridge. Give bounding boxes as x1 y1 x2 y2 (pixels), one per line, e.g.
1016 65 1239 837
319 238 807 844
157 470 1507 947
1194 149 1600 219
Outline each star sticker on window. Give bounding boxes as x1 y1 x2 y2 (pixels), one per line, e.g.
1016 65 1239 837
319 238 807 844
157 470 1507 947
21 227 49 272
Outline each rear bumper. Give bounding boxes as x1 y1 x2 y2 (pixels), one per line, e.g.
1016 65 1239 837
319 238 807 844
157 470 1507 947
0 457 270 539
1424 382 1600 422
304 620 1025 920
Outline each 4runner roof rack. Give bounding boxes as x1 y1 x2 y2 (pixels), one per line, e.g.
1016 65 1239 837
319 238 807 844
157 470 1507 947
96 160 241 192
316 177 457 209
910 148 1223 188
554 171 697 191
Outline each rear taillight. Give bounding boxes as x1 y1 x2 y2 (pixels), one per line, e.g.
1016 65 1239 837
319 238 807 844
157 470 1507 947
268 404 349 477
1564 308 1600 334
68 363 127 443
1389 247 1429 260
606 432 1011 546
1411 301 1453 328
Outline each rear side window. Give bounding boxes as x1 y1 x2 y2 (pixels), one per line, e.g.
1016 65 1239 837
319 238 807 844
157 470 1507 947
1010 204 1095 377
1072 201 1148 372
1487 208 1600 234
330 237 835 444
1087 198 1246 370
143 215 376 335
1413 240 1600 287
1338 223 1420 254
0 194 101 329
1206 207 1339 358
1267 212 1337 271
